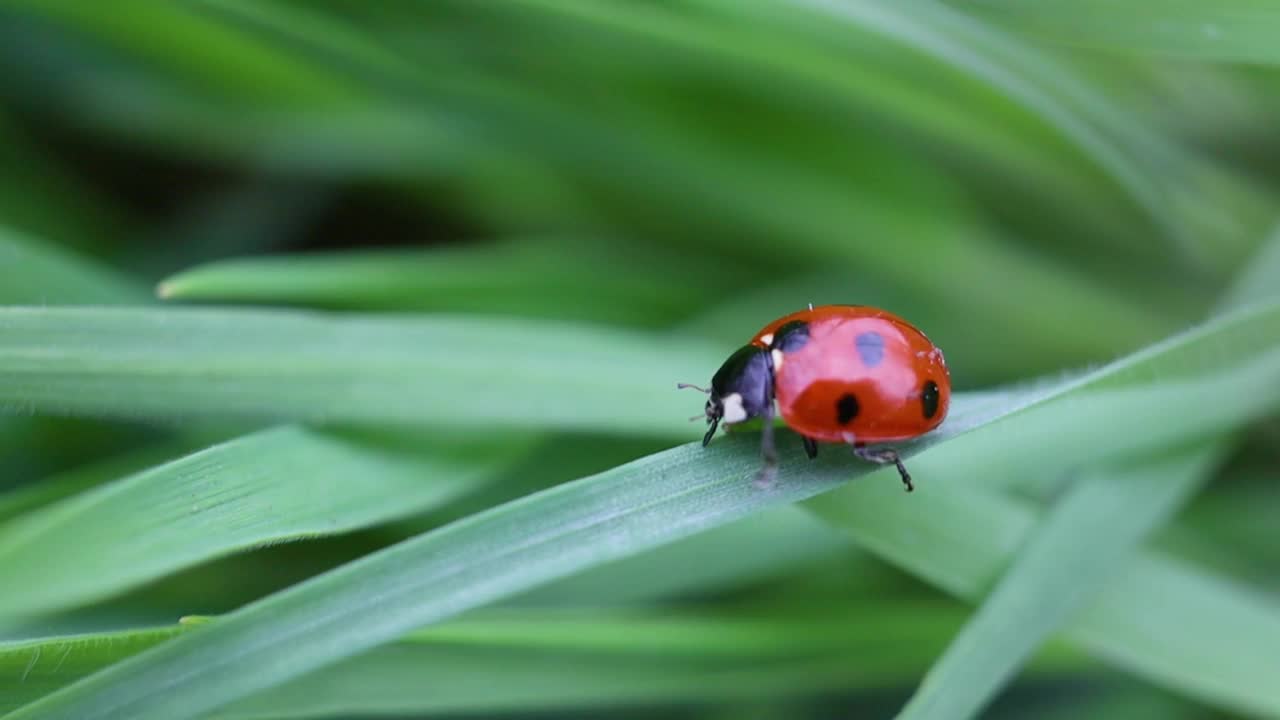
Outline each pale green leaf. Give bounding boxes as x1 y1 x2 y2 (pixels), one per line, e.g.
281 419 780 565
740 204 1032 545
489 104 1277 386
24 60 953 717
0 426 532 619
0 227 142 305
896 445 1222 720
959 0 1280 65
0 307 724 436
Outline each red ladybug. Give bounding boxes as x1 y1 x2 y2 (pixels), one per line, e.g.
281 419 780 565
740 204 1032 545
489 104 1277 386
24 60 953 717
683 304 950 490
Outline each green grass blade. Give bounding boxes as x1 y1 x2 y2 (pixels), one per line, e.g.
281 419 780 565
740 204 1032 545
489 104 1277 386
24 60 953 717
0 389 1030 720
0 227 143 305
1218 223 1280 313
219 607 1070 719
514 506 855 606
0 306 725 436
0 426 532 619
959 0 1280 64
787 0 1199 256
895 445 1221 720
155 242 719 326
11 301 1280 720
808 464 1280 718
0 623 190 715
0 442 197 524
5 605 1062 717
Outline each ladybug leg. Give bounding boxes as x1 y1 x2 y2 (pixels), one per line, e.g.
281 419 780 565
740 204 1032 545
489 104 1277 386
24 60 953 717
753 359 779 488
754 396 779 488
802 436 818 460
852 445 914 493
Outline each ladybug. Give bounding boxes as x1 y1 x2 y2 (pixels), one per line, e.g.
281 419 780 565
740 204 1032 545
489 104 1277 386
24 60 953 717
682 304 950 490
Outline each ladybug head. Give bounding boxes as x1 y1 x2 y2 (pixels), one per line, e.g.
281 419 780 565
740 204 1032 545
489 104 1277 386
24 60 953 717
683 345 772 447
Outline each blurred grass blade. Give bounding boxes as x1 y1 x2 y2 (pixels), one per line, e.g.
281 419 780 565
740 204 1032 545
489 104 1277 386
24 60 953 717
0 226 143 305
3 605 1058 717
0 426 533 619
156 241 721 326
1218 222 1280 313
220 606 1068 720
807 465 1280 718
0 306 725 437
788 0 1197 256
896 445 1221 720
0 442 197 524
12 301 1280 720
958 0 1280 64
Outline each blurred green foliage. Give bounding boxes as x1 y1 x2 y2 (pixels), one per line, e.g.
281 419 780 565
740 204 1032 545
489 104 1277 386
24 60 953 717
0 2 1278 719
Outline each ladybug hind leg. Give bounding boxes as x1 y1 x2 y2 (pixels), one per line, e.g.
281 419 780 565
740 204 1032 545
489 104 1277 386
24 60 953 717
801 436 818 460
853 445 914 493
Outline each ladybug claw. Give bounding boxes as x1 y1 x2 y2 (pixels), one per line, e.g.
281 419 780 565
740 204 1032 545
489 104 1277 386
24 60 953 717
753 464 778 489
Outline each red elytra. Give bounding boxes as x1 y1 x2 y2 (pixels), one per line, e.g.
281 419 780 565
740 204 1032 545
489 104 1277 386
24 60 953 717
751 305 950 443
687 304 950 491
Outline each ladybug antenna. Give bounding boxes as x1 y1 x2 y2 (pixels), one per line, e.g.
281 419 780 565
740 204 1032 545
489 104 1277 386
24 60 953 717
688 413 705 422
676 382 710 393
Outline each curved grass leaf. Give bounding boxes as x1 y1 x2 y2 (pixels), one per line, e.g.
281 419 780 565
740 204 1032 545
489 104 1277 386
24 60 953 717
0 623 190 716
0 425 533 619
0 227 142 305
219 606 1073 720
807 456 1280 719
786 0 1203 259
4 605 1068 717
0 442 196 524
959 0 1280 65
0 306 725 436
1218 223 1280 313
156 241 722 326
895 445 1222 720
10 301 1280 720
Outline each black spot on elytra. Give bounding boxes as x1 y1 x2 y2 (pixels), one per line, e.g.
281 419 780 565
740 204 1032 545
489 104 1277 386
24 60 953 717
771 320 810 353
855 332 885 367
836 393 859 425
921 380 940 419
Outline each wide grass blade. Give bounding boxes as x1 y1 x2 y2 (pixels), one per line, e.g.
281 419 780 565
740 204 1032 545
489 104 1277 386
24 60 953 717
10 301 1280 720
0 426 532 619
895 445 1222 720
0 306 725 436
0 442 197 524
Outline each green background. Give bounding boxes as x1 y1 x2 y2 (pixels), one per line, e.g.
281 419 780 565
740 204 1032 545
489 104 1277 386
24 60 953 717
0 2 1278 719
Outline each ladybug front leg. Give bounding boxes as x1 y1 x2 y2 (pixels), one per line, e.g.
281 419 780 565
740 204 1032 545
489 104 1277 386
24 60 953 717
853 445 914 492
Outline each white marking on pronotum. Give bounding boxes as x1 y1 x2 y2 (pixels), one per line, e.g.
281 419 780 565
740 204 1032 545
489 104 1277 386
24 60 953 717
721 392 748 424
771 349 785 370
841 431 857 444
759 333 774 346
